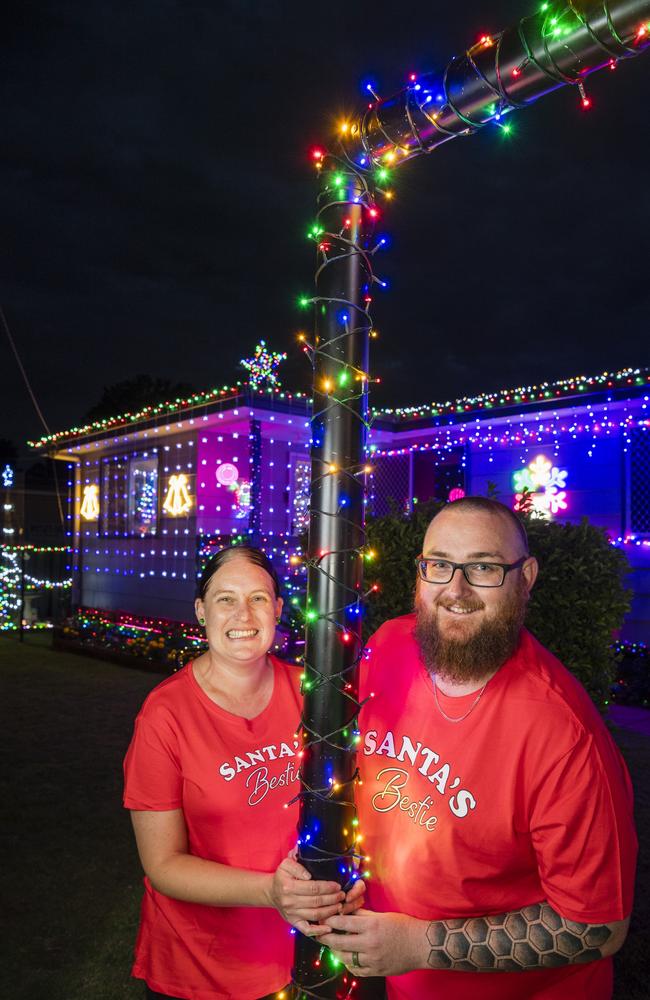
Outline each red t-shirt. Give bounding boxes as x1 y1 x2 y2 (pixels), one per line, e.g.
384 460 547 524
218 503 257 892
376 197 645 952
358 615 637 1000
123 656 302 1000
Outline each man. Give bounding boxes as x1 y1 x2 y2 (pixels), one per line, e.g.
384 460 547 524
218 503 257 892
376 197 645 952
318 496 637 999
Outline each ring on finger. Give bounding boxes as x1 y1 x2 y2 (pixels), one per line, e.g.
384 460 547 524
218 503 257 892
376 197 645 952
352 951 361 968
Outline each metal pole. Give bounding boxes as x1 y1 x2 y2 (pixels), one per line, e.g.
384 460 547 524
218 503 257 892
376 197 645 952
340 0 650 167
293 164 375 996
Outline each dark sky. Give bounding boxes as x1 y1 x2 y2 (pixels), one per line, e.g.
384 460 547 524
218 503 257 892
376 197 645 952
2 0 648 456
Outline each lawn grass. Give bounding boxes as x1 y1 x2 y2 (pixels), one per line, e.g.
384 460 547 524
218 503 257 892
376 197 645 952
1 635 647 999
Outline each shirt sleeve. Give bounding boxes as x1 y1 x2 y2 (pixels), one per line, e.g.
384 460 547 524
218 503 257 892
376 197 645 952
123 713 183 811
528 726 637 924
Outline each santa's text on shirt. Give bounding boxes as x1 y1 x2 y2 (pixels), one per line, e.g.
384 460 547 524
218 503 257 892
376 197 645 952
364 730 477 828
218 741 300 807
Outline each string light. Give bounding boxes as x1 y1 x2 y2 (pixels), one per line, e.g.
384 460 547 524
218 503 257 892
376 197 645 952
240 340 287 390
0 546 72 631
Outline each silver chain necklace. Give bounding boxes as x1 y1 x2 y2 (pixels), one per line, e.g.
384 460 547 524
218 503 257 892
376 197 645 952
433 675 489 723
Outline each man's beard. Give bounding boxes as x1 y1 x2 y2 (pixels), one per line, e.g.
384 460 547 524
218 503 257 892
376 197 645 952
414 583 528 684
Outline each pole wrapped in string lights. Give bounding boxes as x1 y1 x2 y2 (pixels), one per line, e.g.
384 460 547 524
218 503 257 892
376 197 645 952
292 158 382 997
292 2 649 996
339 0 650 166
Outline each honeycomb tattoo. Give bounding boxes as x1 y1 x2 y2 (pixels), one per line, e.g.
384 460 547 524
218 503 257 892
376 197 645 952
426 902 612 971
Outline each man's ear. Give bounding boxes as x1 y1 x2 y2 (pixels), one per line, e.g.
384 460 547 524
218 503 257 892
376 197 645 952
522 556 538 594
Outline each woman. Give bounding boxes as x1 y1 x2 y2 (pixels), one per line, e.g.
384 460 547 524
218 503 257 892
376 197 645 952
124 545 363 1000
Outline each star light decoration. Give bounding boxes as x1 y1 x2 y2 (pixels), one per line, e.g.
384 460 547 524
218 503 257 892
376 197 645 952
240 340 287 390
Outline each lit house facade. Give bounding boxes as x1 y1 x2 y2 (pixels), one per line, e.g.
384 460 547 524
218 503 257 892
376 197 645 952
39 368 649 640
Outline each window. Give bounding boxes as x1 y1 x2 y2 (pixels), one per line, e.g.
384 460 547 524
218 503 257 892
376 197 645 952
629 429 650 534
128 457 159 536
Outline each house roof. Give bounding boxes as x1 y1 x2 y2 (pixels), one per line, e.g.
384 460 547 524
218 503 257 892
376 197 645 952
30 366 650 453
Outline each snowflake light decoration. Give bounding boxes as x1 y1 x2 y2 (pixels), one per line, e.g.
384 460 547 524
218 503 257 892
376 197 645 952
513 454 568 519
240 340 287 389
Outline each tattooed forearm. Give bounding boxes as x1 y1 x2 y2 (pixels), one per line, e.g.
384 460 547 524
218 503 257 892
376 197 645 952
426 902 613 972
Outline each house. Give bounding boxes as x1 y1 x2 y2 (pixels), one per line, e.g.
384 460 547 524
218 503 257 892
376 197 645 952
34 367 649 641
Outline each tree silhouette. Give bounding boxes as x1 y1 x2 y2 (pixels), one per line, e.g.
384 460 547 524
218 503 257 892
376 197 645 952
84 374 196 422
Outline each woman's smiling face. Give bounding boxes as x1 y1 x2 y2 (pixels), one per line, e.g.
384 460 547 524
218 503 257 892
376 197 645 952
195 553 283 667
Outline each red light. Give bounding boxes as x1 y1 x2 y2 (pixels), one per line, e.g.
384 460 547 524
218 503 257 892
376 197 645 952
609 58 617 69
344 217 351 227
372 584 379 592
342 632 351 643
368 208 378 218
311 148 323 160
637 24 648 38
409 73 417 81
512 66 521 77
582 97 591 109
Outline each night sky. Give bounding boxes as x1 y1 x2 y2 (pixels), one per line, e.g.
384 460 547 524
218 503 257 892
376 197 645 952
2 0 649 457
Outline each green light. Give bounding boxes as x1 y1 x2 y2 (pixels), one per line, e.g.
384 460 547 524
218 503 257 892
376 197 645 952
541 2 548 9
352 817 359 826
339 370 349 386
501 123 512 136
376 167 390 182
298 296 310 309
333 172 344 186
306 610 318 622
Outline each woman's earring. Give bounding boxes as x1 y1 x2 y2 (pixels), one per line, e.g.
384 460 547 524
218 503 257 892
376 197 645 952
198 617 206 626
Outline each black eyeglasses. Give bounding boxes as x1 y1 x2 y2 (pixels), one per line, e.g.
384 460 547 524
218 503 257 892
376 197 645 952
415 555 528 588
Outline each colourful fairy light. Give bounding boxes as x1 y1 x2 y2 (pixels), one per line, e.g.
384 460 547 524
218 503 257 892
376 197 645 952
240 340 287 390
